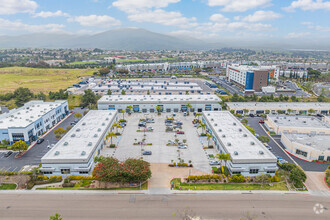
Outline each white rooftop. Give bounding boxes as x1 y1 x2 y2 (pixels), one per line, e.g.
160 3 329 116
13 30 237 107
98 94 221 104
283 133 330 152
41 110 117 164
269 115 330 129
203 111 277 163
227 102 330 110
228 64 275 72
0 100 67 129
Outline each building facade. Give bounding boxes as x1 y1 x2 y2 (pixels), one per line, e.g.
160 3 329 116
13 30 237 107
202 111 278 177
0 100 69 145
97 95 222 113
41 110 118 177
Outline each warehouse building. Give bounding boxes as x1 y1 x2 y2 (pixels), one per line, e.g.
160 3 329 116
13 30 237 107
227 102 330 115
41 110 118 177
281 133 330 162
202 111 278 177
265 115 330 135
97 95 222 113
0 100 69 145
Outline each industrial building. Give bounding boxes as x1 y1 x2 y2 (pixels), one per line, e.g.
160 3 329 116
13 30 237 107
227 102 330 115
202 111 278 177
97 95 222 113
91 79 203 95
281 133 330 162
0 100 69 145
41 110 118 177
265 115 330 135
226 65 279 92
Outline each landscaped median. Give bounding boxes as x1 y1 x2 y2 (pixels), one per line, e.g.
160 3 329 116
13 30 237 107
0 183 17 190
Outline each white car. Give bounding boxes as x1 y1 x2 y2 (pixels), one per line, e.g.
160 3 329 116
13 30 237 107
209 161 221 165
178 144 187 149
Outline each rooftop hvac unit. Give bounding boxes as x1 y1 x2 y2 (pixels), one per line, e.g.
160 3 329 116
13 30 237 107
227 142 231 146
218 129 222 132
97 128 101 132
234 151 238 155
222 134 226 138
102 123 105 126
259 151 264 155
94 134 98 138
82 122 86 126
243 134 247 137
250 141 255 145
233 122 236 126
208 113 210 116
63 142 68 146
211 118 214 121
106 118 109 121
81 151 86 156
71 134 76 137
214 123 217 126
76 128 81 132
54 151 60 155
238 128 242 132
88 142 92 146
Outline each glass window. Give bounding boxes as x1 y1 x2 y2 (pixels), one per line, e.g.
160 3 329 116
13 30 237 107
249 169 259 174
61 169 70 174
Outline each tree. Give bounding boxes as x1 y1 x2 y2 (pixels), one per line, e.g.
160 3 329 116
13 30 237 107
99 67 110 76
156 106 163 112
287 109 293 114
289 168 307 187
256 174 270 188
112 122 122 133
195 113 202 120
241 118 248 124
54 127 66 136
120 110 125 120
222 153 232 167
185 102 193 113
206 133 213 147
121 89 126 95
185 90 189 95
13 87 33 106
50 213 62 220
107 89 112 95
126 105 132 113
74 112 82 118
82 89 97 107
216 153 226 166
308 109 315 114
197 122 206 134
11 140 28 153
106 132 117 145
36 92 46 101
258 136 270 143
243 109 249 115
291 95 297 102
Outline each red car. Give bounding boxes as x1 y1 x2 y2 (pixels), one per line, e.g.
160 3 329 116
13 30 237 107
177 131 185 134
259 120 265 124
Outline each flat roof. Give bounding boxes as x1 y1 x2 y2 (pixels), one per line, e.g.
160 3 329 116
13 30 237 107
98 94 221 104
227 102 330 110
269 115 330 129
203 111 277 163
0 100 67 129
93 85 201 92
41 110 117 164
228 64 275 72
283 133 330 152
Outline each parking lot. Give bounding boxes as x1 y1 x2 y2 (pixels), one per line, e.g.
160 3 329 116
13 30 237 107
101 112 219 174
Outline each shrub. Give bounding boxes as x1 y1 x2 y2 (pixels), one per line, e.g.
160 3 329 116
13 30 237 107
62 182 75 188
212 167 221 174
200 133 206 136
270 176 280 182
66 176 95 181
115 132 121 136
243 124 255 135
279 163 297 171
110 144 116 148
229 174 245 183
220 166 230 176
119 119 127 122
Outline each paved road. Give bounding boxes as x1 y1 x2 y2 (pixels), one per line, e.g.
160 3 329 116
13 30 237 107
0 193 329 219
0 108 85 172
247 117 328 172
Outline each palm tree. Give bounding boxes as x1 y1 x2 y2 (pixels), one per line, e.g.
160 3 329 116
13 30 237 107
206 133 213 147
126 105 133 113
156 106 163 113
106 132 117 145
112 122 122 134
185 102 193 114
308 108 315 114
195 113 202 120
243 109 249 115
222 153 232 167
287 109 292 115
120 110 125 120
216 153 226 166
197 122 206 135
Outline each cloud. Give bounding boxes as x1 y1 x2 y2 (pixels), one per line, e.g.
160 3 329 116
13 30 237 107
128 9 197 28
33 10 70 18
302 21 330 32
209 14 230 23
242 10 282 22
207 0 272 12
0 18 65 33
284 0 330 12
286 32 311 38
196 21 274 33
0 0 38 15
169 30 218 39
112 0 180 13
68 15 121 28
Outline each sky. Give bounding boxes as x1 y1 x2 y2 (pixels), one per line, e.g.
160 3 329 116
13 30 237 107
0 0 329 45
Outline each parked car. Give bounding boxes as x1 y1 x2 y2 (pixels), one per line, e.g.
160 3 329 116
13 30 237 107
70 121 77 125
4 151 13 157
178 144 187 149
258 120 265 124
142 151 152 155
209 160 221 165
167 140 176 145
174 121 183 125
177 131 185 134
276 156 283 160
183 112 187 116
119 122 126 127
146 119 155 123
138 122 146 127
317 113 324 117
194 123 199 127
278 159 288 164
37 138 44 144
249 114 255 117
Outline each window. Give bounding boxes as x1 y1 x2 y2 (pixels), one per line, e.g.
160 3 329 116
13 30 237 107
267 171 275 174
232 171 241 175
318 155 324 161
43 171 53 174
150 109 155 113
296 149 307 157
249 169 259 174
61 169 70 174
79 171 89 174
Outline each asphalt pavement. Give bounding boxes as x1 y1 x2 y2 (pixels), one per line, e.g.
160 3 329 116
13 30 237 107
246 116 328 172
0 193 329 219
0 108 85 172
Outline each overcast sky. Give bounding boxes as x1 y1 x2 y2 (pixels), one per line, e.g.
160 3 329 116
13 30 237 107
0 0 329 45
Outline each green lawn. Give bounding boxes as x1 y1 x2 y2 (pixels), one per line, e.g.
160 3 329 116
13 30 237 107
0 67 95 93
172 179 288 191
67 61 99 66
36 182 148 191
0 183 17 190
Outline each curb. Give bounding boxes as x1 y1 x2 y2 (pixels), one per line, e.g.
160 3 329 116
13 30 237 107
14 112 73 159
283 149 312 163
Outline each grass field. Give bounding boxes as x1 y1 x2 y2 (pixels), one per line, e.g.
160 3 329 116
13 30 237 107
118 58 177 64
67 61 99 66
0 67 95 93
0 183 17 190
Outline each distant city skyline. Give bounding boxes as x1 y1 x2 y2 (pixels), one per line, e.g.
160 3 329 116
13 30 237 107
0 0 329 47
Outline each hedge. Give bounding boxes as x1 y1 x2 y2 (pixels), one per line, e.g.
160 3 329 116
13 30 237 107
66 175 95 180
